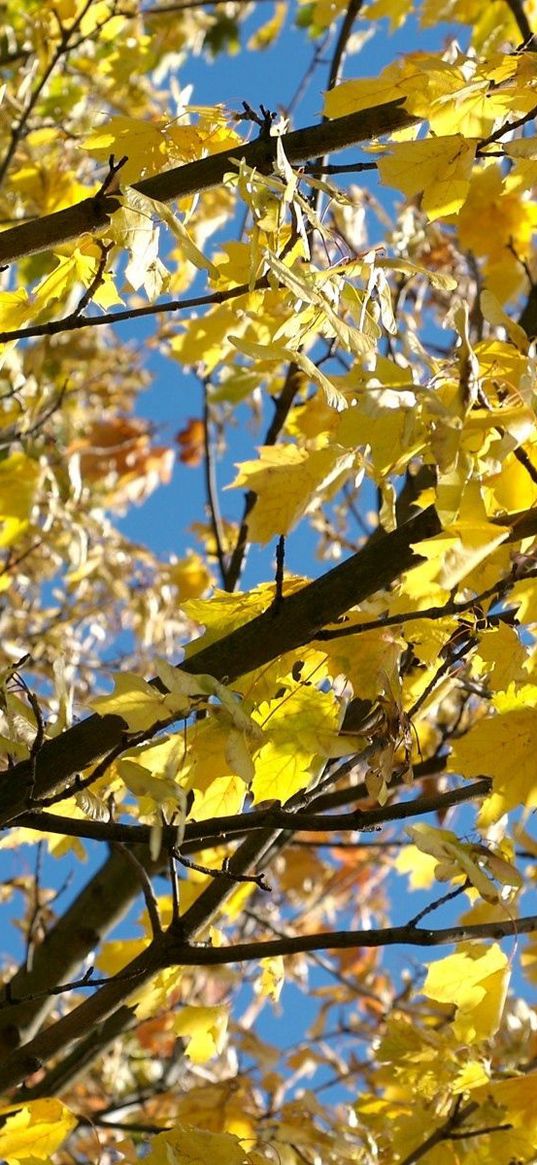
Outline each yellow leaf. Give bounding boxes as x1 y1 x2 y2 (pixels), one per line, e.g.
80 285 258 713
145 195 220 279
378 135 476 221
473 623 528 693
117 758 182 807
90 670 191 731
0 453 40 549
251 685 340 804
225 728 256 783
482 1071 537 1134
409 503 509 591
452 1060 490 1092
422 944 510 1043
0 1099 76 1162
480 289 528 352
165 554 212 600
394 845 438 890
0 288 31 331
256 955 285 1002
190 774 246 822
227 444 354 543
248 1 286 49
131 967 181 1019
336 386 425 479
83 115 200 184
457 162 537 303
173 1005 229 1064
144 1123 250 1165
450 684 537 825
97 937 146 974
407 822 522 903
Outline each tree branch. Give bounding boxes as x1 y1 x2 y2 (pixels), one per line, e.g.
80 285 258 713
0 100 417 267
15 778 492 848
0 505 443 828
161 912 537 966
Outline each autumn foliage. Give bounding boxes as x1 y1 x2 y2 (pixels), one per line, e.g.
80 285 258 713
2 0 537 1162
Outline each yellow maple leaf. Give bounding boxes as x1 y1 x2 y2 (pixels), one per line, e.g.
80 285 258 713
0 1100 76 1162
0 288 31 332
227 444 353 544
90 671 191 731
456 162 537 302
145 1123 250 1165
117 757 183 809
422 944 510 1043
251 684 340 804
183 582 286 654
164 554 212 600
256 955 285 1003
0 452 40 549
378 135 476 221
473 623 528 693
323 54 459 121
407 822 522 903
394 845 438 890
450 684 537 825
173 1005 229 1064
335 385 425 479
190 774 246 822
452 1060 490 1092
83 115 200 184
97 937 146 975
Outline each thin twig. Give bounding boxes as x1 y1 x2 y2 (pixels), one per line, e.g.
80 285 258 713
73 240 113 317
111 843 162 938
202 382 228 586
174 848 271 891
325 0 364 95
314 569 536 640
406 881 470 928
478 102 537 150
0 275 271 344
24 842 44 973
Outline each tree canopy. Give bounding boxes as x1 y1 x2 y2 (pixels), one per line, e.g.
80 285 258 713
2 0 537 1161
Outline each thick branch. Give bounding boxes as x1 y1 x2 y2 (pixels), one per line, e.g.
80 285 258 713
1 904 533 1094
0 101 417 266
0 826 281 1094
0 845 164 1053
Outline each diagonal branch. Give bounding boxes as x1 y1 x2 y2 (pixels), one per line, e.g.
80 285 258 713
0 503 442 827
3 499 536 831
0 100 418 266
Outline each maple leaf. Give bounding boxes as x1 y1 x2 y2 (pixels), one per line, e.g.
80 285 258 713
0 1100 76 1162
378 134 477 221
422 944 510 1043
227 444 354 543
173 1005 229 1064
144 1124 251 1165
450 684 537 825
